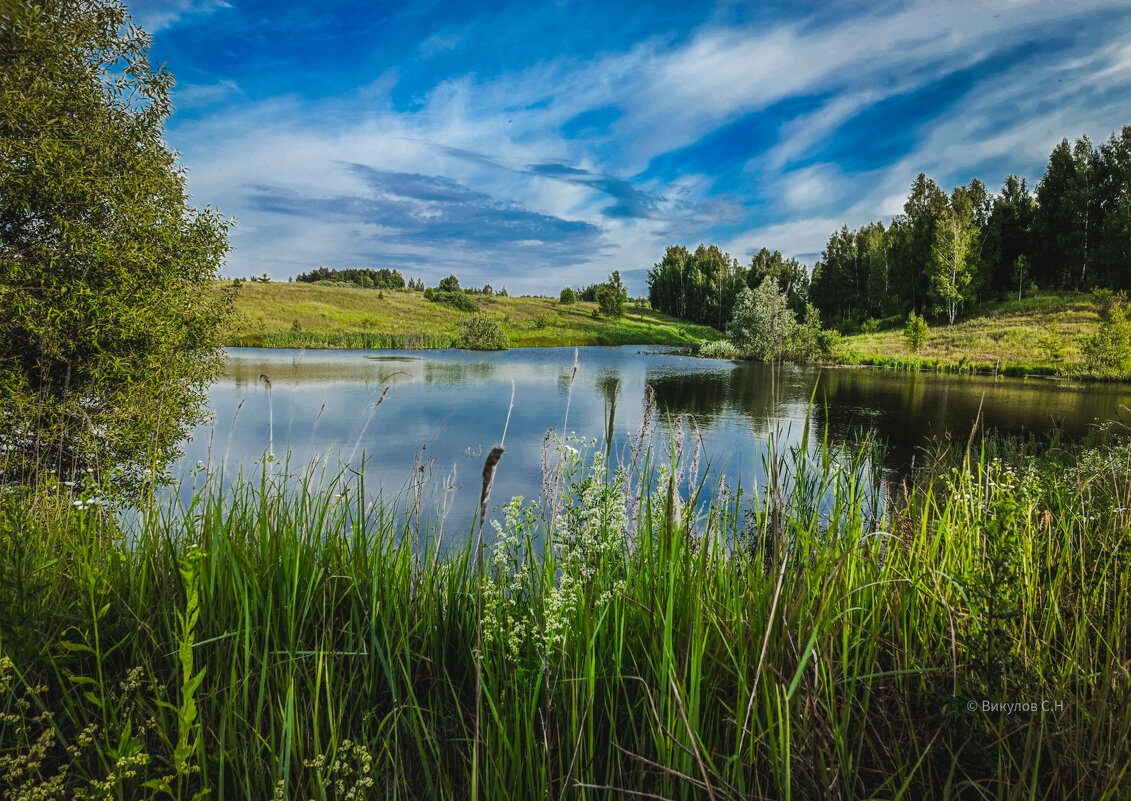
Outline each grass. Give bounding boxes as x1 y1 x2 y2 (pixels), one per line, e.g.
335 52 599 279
841 292 1103 376
221 282 724 349
1 411 1129 799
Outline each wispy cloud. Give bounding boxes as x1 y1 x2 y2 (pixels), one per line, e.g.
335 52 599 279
157 0 1131 287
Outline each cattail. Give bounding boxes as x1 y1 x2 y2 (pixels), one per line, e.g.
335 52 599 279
476 445 505 556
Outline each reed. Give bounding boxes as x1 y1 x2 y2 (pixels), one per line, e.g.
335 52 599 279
0 424 1128 799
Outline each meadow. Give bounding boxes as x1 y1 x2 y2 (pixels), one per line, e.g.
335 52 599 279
840 292 1103 376
221 281 724 349
1 413 1128 799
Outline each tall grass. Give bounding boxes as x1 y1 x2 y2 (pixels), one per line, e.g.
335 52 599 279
1 421 1129 799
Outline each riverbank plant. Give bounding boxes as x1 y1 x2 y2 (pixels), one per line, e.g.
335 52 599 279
1 420 1128 799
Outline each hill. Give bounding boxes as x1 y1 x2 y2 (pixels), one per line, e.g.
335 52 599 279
220 281 723 348
840 292 1106 376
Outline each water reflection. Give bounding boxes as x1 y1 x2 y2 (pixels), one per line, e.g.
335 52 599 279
179 347 1131 528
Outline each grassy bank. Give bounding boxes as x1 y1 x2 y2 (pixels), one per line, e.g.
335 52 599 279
840 292 1104 376
221 281 723 348
1 422 1129 799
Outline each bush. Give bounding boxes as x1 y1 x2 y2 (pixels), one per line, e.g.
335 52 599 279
429 290 478 313
559 287 577 305
438 274 461 293
726 278 795 360
790 304 840 363
699 340 740 359
1036 322 1066 364
459 313 509 350
861 317 880 334
904 312 929 353
1082 300 1131 374
533 314 552 329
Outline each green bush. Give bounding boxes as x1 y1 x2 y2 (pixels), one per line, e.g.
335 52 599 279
429 290 478 313
1082 300 1131 374
1036 322 1066 364
725 278 795 360
698 339 740 359
559 287 576 305
458 313 509 350
904 312 929 353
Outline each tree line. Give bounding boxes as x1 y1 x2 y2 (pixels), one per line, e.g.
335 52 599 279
810 126 1131 326
647 123 1131 330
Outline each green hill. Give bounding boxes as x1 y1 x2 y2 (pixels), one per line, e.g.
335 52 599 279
840 292 1109 376
220 281 723 348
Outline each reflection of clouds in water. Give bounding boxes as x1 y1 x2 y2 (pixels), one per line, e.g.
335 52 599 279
184 347 1131 533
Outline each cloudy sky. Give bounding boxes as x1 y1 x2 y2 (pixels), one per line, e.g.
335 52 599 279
133 0 1131 293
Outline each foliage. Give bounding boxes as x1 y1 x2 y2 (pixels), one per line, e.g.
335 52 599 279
904 311 929 353
0 0 232 494
0 428 1128 798
458 313 508 350
698 339 740 359
1081 293 1131 374
428 290 478 312
1036 321 1066 364
790 303 841 363
725 278 796 360
647 243 807 330
438 274 461 293
558 287 576 305
595 271 627 318
295 265 405 289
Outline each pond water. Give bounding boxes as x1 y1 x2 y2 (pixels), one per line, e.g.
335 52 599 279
177 346 1131 527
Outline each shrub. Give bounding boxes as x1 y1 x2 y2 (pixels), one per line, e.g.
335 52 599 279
726 278 795 360
1082 301 1131 374
1036 322 1066 364
904 312 929 353
559 287 577 305
429 290 478 313
789 304 841 363
459 313 509 350
533 313 552 329
861 317 880 334
699 340 740 359
438 274 461 292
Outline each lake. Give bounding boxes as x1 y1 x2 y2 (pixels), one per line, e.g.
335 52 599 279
178 346 1131 528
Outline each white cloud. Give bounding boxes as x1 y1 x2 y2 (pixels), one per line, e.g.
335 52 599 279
131 0 231 32
167 0 1131 286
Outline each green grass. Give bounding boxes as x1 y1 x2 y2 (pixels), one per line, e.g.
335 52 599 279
842 292 1105 376
221 282 724 349
2 420 1129 799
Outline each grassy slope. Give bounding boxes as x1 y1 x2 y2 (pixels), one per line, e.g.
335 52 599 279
221 281 724 348
841 292 1100 374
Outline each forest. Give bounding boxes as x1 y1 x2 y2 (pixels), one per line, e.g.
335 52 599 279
648 125 1131 329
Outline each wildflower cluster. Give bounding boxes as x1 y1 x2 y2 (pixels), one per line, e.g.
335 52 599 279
481 497 542 664
303 740 376 800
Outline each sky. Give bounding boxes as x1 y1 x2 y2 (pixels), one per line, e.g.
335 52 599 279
133 0 1131 294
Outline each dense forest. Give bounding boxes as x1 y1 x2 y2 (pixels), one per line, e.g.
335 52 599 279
295 265 409 289
649 124 1131 329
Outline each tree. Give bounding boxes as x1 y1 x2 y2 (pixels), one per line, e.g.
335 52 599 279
0 0 233 493
725 278 796 361
928 188 978 324
904 312 929 353
596 271 627 318
559 287 576 305
438 274 461 293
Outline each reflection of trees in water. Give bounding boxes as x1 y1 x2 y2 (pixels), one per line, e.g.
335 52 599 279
422 360 495 386
646 364 794 435
229 359 416 390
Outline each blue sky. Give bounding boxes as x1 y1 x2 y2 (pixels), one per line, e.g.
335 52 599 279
133 0 1131 294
